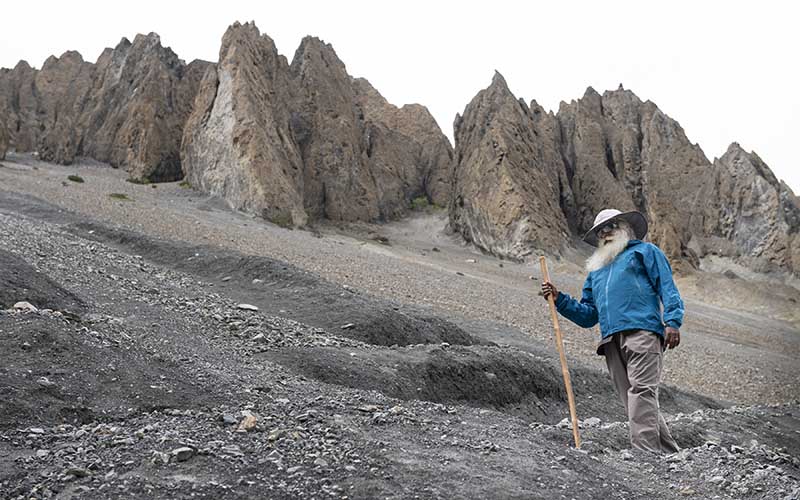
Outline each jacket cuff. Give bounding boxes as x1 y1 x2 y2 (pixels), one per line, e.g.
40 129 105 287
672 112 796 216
665 320 681 329
555 292 567 310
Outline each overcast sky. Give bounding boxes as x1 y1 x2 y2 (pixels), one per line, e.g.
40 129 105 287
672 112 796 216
2 1 798 192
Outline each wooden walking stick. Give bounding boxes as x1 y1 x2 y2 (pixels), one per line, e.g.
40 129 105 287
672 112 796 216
539 256 581 448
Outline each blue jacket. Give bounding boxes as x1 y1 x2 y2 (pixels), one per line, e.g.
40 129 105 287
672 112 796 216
555 240 684 341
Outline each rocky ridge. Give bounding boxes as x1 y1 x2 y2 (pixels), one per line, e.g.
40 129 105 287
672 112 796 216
0 34 209 181
181 22 453 226
450 72 572 259
2 25 796 275
453 79 799 275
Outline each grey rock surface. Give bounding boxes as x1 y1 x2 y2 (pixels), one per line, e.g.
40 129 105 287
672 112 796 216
0 35 209 181
449 72 571 260
181 22 453 226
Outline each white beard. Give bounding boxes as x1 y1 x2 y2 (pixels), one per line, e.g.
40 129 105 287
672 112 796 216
586 229 630 273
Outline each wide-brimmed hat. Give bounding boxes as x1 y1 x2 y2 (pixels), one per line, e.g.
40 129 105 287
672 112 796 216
582 208 648 247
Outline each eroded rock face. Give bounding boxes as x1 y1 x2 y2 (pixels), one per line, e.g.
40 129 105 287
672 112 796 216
455 80 796 275
0 120 7 160
35 51 96 165
0 61 39 152
352 77 453 213
76 34 210 181
700 144 800 273
0 34 209 181
556 86 715 266
181 22 453 226
449 72 571 260
181 22 307 226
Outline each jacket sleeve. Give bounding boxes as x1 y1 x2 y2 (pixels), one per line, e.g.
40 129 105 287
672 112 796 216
554 276 599 328
644 244 685 329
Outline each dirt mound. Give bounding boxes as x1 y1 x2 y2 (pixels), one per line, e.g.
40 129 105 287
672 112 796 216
69 221 482 347
0 313 213 430
0 249 85 313
268 344 721 424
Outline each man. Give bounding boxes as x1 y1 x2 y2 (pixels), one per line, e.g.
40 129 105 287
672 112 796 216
541 208 683 453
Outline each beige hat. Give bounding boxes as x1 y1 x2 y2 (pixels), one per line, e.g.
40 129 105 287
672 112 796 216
582 208 648 247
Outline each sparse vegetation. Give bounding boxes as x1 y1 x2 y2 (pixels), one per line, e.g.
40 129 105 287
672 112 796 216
410 196 429 210
109 193 132 201
179 180 192 188
269 213 294 229
126 177 151 185
67 175 84 183
409 196 446 212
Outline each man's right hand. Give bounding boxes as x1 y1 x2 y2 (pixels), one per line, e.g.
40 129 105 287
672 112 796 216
541 281 558 301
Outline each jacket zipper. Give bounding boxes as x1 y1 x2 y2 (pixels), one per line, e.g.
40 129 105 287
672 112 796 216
605 260 614 333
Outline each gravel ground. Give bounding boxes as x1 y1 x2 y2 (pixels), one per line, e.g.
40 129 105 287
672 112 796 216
1 190 798 499
0 154 797 406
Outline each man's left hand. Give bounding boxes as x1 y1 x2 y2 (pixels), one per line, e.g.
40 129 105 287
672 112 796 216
665 326 680 349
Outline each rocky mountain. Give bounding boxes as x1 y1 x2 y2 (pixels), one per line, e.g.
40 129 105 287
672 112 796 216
696 143 800 274
0 34 209 181
2 27 795 275
182 22 452 226
556 85 715 266
453 78 798 275
449 72 572 258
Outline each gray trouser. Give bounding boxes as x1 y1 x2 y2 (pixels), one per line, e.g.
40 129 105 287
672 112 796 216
602 330 679 453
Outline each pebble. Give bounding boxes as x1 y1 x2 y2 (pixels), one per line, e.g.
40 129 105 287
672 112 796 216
36 377 57 388
583 417 601 428
13 301 38 311
171 447 195 462
221 413 238 426
64 467 91 478
237 303 259 311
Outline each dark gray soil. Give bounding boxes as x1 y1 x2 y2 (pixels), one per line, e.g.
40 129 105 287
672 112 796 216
0 191 798 499
0 249 85 313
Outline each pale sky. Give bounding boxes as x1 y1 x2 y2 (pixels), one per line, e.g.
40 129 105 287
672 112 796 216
2 0 798 192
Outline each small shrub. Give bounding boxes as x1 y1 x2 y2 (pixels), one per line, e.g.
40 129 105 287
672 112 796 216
371 235 391 246
126 177 150 185
269 213 293 229
410 196 430 210
151 184 157 188
67 175 84 183
109 193 132 201
179 180 191 188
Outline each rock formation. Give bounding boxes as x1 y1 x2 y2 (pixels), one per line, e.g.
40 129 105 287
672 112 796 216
454 78 797 275
0 120 7 160
556 86 715 265
697 143 800 274
181 22 307 225
0 61 38 153
352 78 453 210
0 34 209 181
181 22 453 226
449 72 571 259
